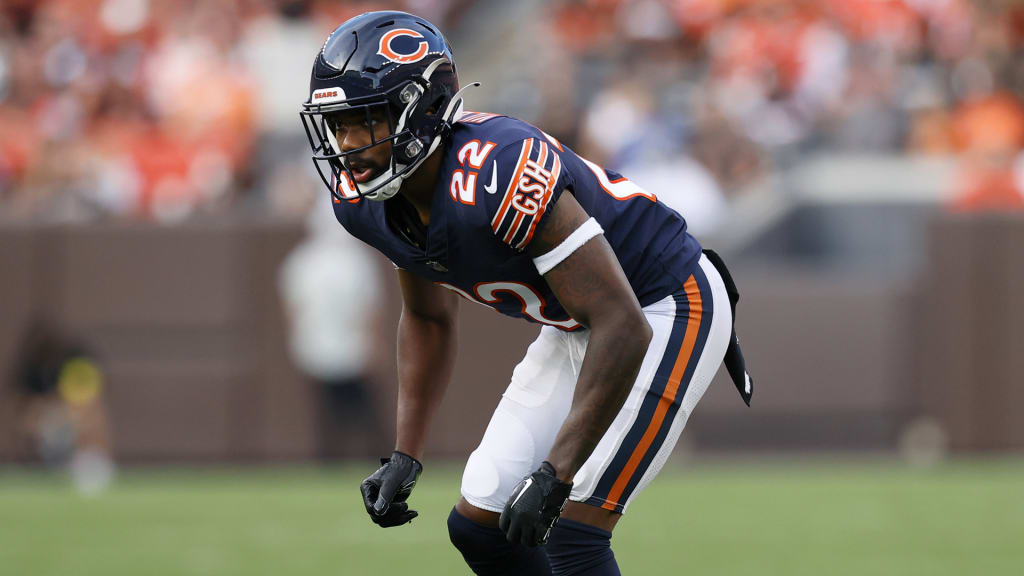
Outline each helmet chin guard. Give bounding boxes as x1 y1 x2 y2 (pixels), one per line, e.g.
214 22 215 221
300 11 470 203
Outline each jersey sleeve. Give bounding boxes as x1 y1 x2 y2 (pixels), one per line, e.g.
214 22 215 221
481 136 571 251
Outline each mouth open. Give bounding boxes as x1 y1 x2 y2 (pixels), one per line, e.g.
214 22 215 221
351 168 374 183
347 161 382 184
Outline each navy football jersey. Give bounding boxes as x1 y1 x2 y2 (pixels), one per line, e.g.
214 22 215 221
332 113 702 331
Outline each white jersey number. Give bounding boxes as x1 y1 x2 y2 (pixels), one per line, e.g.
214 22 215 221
579 157 656 202
437 281 580 330
449 140 497 206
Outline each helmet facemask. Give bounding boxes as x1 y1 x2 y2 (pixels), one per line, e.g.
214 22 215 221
301 58 470 202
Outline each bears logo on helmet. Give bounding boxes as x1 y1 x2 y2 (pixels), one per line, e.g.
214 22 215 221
378 29 430 64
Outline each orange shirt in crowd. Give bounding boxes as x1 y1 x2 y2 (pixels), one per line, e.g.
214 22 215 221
949 93 1024 212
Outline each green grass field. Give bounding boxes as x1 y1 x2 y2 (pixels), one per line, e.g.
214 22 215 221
1 458 1022 576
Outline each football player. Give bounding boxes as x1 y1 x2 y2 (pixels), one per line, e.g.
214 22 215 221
300 11 753 576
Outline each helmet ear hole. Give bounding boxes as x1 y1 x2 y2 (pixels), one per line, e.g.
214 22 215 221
425 94 447 116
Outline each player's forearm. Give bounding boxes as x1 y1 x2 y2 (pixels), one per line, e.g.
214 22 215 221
394 309 458 460
545 312 652 483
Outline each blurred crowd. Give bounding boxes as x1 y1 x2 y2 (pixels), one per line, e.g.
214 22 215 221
535 0 1024 216
0 0 467 222
2 0 1023 224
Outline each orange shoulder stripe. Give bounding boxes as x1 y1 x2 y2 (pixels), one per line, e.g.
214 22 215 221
491 138 534 232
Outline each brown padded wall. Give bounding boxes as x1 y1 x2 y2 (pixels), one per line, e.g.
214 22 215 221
0 221 314 462
1 213 1022 462
918 214 1024 451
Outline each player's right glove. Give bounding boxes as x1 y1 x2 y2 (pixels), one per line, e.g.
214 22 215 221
360 451 423 528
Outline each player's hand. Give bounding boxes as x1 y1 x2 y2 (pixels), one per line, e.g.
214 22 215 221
360 451 423 528
499 461 572 547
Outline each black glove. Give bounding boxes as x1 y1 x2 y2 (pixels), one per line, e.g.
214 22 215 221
499 461 572 547
360 451 423 528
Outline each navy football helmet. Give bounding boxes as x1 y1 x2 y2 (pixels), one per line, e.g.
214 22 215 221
301 11 473 202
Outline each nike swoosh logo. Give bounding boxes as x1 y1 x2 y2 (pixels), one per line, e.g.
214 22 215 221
484 161 498 194
510 478 532 508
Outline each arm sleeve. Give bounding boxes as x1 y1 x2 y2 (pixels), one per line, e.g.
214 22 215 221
482 136 572 251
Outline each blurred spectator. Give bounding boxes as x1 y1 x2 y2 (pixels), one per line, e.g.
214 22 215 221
278 192 385 460
948 91 1024 211
578 74 658 167
239 0 326 216
12 316 115 494
625 152 728 238
706 0 849 150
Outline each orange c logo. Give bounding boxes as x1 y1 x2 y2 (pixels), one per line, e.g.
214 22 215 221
378 29 429 64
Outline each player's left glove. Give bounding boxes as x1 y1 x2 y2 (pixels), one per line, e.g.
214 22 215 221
498 461 572 547
360 451 423 528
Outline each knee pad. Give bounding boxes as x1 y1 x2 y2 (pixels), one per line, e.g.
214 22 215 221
447 507 552 576
546 518 620 576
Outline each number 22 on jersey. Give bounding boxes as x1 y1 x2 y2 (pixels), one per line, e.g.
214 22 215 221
450 140 497 205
